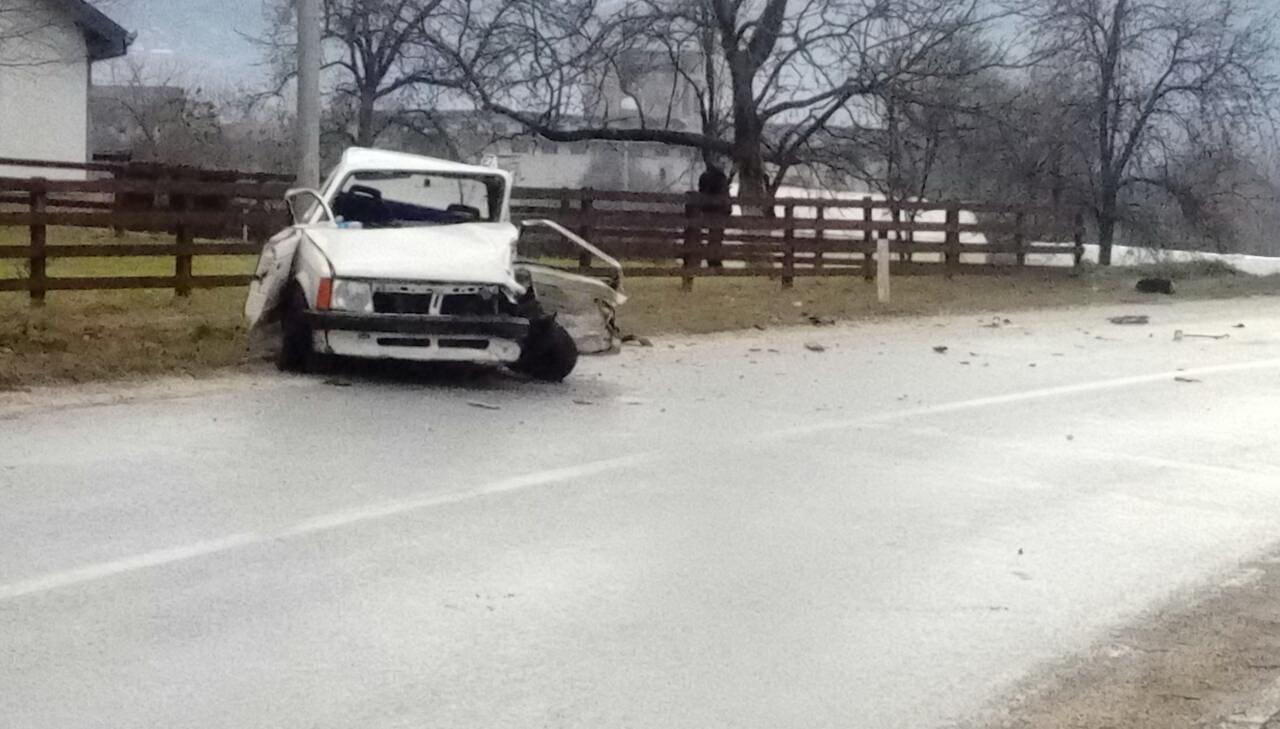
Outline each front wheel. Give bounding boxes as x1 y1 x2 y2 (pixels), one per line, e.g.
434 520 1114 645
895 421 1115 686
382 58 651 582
514 320 578 382
277 286 316 372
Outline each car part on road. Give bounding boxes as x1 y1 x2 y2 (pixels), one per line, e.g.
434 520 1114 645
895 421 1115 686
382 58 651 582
1109 315 1150 325
1136 277 1175 294
1174 330 1231 342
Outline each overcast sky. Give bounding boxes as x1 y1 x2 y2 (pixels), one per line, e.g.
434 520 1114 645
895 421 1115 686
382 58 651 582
98 0 269 85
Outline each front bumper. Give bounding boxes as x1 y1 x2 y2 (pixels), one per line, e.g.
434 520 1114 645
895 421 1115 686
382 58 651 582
306 311 529 364
307 312 530 339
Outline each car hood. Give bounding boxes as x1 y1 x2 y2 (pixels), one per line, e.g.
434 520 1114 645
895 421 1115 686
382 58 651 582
303 223 521 288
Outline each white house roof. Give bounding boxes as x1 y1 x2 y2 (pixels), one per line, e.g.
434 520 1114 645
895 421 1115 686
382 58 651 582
336 147 512 183
58 0 131 61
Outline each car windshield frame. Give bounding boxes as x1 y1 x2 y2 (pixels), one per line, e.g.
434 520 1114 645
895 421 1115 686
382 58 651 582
328 169 507 228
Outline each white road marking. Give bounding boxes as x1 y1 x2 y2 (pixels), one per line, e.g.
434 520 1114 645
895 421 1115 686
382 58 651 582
759 358 1280 441
0 454 649 602
875 423 1280 482
0 533 261 601
5 357 1280 602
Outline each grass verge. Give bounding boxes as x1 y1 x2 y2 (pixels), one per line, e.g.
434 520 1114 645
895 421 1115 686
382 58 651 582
1 261 1277 389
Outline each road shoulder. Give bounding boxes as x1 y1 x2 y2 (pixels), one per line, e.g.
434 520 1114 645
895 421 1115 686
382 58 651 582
968 552 1280 729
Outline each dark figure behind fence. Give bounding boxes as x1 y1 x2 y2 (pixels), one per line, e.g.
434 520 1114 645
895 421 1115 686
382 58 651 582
697 167 731 268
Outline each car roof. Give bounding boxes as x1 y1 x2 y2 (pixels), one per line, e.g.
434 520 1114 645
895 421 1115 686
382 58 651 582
334 147 512 183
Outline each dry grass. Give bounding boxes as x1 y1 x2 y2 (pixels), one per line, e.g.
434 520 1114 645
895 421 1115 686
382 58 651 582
1 236 1277 389
618 265 1280 335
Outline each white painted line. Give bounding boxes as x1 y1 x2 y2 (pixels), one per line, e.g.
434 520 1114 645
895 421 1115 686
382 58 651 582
0 454 650 603
759 358 1280 442
0 533 261 601
6 358 1280 602
875 423 1280 482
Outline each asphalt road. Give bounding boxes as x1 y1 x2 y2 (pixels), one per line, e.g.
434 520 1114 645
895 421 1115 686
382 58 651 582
3 299 1280 729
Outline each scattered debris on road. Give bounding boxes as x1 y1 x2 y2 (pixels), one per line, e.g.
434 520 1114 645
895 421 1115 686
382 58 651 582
805 342 827 353
466 401 502 411
933 346 949 354
1109 315 1150 325
572 399 594 406
1174 376 1203 384
1174 330 1230 342
323 379 352 388
621 334 654 347
808 315 837 327
980 316 1014 329
1234 323 1247 329
752 324 767 331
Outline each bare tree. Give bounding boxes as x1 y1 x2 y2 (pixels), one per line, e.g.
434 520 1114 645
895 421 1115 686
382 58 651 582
427 0 1006 198
1026 0 1280 264
92 58 225 166
258 0 452 146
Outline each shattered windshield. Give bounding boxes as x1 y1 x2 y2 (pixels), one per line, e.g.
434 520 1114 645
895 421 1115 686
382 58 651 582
331 171 503 228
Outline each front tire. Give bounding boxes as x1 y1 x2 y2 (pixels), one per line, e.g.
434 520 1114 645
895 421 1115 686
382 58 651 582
277 286 316 372
514 320 578 382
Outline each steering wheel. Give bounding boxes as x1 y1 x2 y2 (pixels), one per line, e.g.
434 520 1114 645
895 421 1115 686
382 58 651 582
347 184 384 201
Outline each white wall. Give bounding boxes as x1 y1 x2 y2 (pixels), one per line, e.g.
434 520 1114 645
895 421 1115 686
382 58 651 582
488 140 700 192
0 0 91 179
1027 243 1280 276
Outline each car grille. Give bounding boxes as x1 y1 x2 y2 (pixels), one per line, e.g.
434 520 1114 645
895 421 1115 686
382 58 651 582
439 293 497 317
373 292 433 314
371 285 501 316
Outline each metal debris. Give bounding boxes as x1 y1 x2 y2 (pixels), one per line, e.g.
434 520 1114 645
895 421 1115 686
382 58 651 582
467 401 502 410
804 342 827 353
1108 315 1150 325
1173 330 1230 342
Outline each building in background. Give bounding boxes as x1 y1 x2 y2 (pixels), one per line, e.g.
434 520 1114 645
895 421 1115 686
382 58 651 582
0 0 131 177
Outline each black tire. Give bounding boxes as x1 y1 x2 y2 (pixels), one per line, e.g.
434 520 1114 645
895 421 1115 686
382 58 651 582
277 286 316 372
514 320 578 382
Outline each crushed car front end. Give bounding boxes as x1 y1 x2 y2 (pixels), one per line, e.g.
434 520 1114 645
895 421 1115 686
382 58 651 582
308 279 531 364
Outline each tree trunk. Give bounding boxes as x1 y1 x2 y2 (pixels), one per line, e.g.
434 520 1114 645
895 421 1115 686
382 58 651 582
1097 207 1117 266
356 90 377 147
730 83 770 207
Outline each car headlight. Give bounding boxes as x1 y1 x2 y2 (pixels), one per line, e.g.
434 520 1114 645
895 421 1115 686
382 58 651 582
330 279 373 313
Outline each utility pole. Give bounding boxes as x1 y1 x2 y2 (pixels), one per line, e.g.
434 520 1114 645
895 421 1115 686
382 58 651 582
296 0 322 188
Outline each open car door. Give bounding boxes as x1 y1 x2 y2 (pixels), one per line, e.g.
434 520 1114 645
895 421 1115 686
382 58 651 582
244 189 335 328
516 220 626 354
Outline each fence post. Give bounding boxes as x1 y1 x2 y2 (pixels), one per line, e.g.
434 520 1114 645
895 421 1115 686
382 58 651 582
1014 210 1027 267
28 178 47 306
681 191 699 292
813 204 825 271
877 235 891 303
781 204 796 289
175 191 193 297
862 196 875 281
577 190 594 272
944 203 960 277
1073 209 1086 267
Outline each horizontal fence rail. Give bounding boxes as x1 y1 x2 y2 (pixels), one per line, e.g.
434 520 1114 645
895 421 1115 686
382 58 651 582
0 170 1089 302
510 187 1087 291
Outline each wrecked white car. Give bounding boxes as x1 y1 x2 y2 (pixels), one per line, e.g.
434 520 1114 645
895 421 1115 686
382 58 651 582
245 148 625 381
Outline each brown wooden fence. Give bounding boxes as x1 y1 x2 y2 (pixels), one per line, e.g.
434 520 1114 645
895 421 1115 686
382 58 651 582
0 175 289 302
0 168 1088 303
510 188 1088 291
